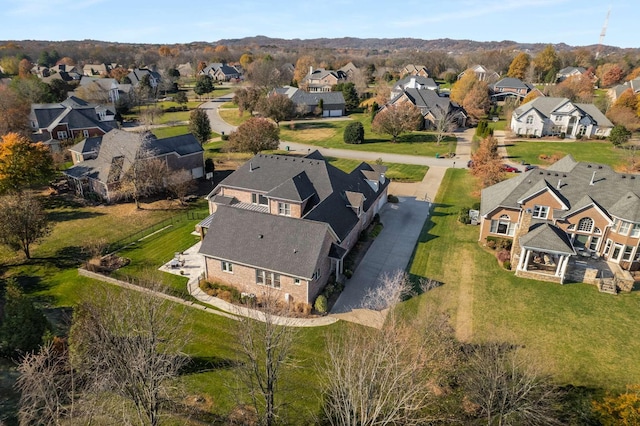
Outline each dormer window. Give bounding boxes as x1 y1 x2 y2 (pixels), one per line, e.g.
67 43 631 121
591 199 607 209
526 115 533 124
577 217 594 233
278 202 291 216
251 193 268 206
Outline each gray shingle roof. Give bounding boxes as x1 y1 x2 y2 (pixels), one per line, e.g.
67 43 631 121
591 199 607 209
275 86 345 108
391 88 462 120
519 223 576 254
490 77 535 91
198 205 332 279
513 97 613 128
482 155 640 222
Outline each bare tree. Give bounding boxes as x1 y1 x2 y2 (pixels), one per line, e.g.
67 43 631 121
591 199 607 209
362 270 413 311
433 108 457 145
371 102 423 142
139 105 163 126
69 282 190 426
321 312 458 425
165 169 195 205
232 290 297 426
463 342 563 425
116 140 167 209
0 191 51 259
16 338 76 425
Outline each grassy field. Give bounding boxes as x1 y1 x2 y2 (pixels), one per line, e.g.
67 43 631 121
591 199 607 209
505 140 627 168
218 108 252 126
279 113 457 157
325 157 428 182
407 169 640 390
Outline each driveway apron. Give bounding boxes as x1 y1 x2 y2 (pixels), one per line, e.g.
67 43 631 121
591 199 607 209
331 197 431 313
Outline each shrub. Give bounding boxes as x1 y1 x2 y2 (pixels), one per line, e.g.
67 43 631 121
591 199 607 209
503 260 512 270
487 236 512 251
560 132 566 139
458 207 471 224
369 223 383 238
344 121 365 144
387 194 399 203
199 281 241 302
471 202 481 210
344 269 353 279
221 134 229 141
314 295 328 313
486 240 496 249
496 249 511 263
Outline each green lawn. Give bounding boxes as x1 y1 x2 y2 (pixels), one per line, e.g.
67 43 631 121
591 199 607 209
152 125 191 139
505 140 627 167
218 108 251 126
407 169 640 390
279 113 456 157
325 157 428 182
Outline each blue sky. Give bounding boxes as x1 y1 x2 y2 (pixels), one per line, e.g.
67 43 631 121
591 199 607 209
0 0 637 49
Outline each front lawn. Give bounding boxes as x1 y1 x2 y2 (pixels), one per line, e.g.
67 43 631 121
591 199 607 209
152 125 192 139
407 169 640 390
325 157 428 182
218 108 251 126
505 140 627 168
279 113 456 157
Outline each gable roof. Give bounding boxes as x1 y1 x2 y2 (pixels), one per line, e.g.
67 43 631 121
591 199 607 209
513 97 613 128
210 151 388 241
391 88 462 120
393 75 439 92
199 205 333 279
31 97 116 134
482 156 640 222
519 223 576 254
490 77 535 91
558 66 586 76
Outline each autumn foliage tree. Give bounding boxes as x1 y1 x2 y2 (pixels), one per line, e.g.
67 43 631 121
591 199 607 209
450 72 477 104
507 52 530 80
534 44 560 82
234 86 262 115
551 73 594 102
599 63 625 87
258 94 294 126
462 81 490 122
0 133 54 193
470 135 504 189
593 385 640 426
0 85 30 135
227 117 280 154
294 55 315 85
371 102 423 142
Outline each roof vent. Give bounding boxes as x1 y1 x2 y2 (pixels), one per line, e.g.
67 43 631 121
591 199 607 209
598 165 603 169
621 175 627 179
587 164 592 168
554 173 559 176
258 234 263 239
631 176 636 180
563 174 567 177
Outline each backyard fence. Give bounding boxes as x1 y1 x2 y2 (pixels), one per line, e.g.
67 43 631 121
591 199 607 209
106 211 208 254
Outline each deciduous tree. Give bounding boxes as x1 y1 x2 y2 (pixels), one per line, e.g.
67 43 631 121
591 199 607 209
0 132 54 193
507 52 530 80
593 384 640 425
232 290 297 426
450 72 478 104
69 282 190 426
600 63 625 87
534 45 560 82
470 135 504 189
462 81 490 121
166 169 195 205
551 73 594 102
371 102 423 142
227 117 280 154
0 85 30 135
0 192 51 259
194 74 214 97
258 94 294 126
234 86 262 115
239 53 254 69
188 108 212 144
433 108 457 145
609 124 632 146
116 138 167 209
293 55 315 85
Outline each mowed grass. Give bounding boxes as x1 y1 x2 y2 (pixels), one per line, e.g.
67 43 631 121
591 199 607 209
279 113 457 157
506 140 627 168
325 157 428 182
152 125 191 139
218 108 251 126
407 169 640 390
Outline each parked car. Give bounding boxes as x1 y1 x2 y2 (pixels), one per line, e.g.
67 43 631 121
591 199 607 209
524 164 538 171
502 164 520 173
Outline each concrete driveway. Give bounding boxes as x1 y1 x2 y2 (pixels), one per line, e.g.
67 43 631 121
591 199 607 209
199 95 237 136
331 197 431 313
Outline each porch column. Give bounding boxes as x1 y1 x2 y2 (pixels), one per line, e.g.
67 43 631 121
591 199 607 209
517 247 527 270
555 255 565 276
523 249 533 271
560 255 570 283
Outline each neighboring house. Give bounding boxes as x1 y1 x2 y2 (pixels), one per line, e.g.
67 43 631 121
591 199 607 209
30 96 117 142
480 155 640 288
74 76 132 103
458 64 500 82
83 63 112 76
198 151 389 304
489 77 536 101
198 62 241 81
391 76 439 99
64 129 204 201
42 70 81 83
608 78 640 103
177 62 194 77
338 62 359 78
385 88 467 128
401 64 429 78
303 67 348 92
31 65 50 78
511 97 613 138
556 66 586 82
271 86 346 117
127 68 161 89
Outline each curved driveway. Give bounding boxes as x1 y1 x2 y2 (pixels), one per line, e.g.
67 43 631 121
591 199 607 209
199 95 237 136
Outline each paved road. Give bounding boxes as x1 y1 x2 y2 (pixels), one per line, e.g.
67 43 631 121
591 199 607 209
199 95 237 136
331 197 432 314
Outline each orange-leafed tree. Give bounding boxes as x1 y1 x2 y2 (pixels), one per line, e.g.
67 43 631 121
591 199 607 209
371 102 423 142
521 90 542 105
109 66 129 83
226 117 280 154
462 81 490 122
293 55 315 86
158 45 172 57
470 135 504 189
598 63 625 87
18 58 31 78
0 133 55 193
593 385 640 426
507 52 530 80
450 72 477 104
551 74 594 102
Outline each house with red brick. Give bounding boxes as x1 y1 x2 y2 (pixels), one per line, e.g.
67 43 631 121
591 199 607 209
480 155 639 291
198 151 389 304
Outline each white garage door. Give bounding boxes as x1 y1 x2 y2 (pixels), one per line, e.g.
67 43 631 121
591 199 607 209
329 109 343 117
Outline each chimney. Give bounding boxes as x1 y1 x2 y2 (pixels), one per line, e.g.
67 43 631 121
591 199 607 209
589 171 596 185
309 66 313 75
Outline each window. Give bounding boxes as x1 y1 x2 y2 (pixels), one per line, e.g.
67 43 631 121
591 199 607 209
577 217 594 233
618 221 632 236
83 130 90 137
256 269 280 288
56 131 68 139
594 227 602 234
526 115 533 124
221 261 233 273
251 193 268 206
554 115 562 122
578 126 586 136
622 246 634 262
589 236 600 251
312 268 321 280
631 224 640 238
603 239 612 256
278 202 291 216
294 278 301 286
532 205 549 219
490 214 515 236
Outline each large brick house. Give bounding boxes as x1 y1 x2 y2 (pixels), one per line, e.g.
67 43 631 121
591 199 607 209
302 67 348 92
198 151 389 304
64 129 204 202
480 155 640 288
